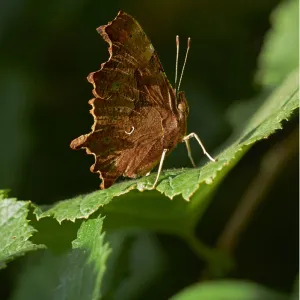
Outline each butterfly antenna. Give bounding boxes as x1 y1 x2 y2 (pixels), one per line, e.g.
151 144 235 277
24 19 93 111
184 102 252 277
174 35 180 97
177 37 191 92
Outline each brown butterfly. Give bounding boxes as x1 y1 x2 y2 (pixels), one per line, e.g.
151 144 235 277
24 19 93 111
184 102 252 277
70 11 215 189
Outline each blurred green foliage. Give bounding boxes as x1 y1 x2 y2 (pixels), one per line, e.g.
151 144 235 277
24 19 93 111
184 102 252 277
0 0 298 299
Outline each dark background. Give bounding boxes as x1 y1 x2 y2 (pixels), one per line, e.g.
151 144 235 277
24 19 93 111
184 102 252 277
0 0 298 299
0 0 282 202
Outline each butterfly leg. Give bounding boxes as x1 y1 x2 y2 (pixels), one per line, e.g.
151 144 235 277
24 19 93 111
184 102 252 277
183 133 215 162
152 149 168 189
184 138 196 167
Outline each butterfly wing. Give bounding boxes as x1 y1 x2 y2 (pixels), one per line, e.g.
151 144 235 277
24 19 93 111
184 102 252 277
71 11 184 189
91 11 175 111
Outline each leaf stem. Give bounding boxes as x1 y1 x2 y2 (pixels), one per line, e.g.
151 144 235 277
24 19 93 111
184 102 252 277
183 233 233 278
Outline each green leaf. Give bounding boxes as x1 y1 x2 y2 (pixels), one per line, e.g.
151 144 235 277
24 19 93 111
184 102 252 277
11 217 111 300
170 280 289 300
257 0 299 86
227 0 298 132
58 217 111 300
31 70 298 276
34 70 298 224
0 190 44 269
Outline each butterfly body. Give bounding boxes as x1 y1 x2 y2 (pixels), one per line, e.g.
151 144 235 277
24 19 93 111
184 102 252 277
70 11 193 189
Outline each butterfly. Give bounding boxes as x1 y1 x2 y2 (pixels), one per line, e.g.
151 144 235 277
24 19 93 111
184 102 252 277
70 10 215 189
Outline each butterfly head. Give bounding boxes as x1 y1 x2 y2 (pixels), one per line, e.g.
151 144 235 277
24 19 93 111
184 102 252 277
176 91 189 119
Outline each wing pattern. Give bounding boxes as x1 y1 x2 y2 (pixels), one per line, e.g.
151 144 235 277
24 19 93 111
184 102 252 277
70 11 187 188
